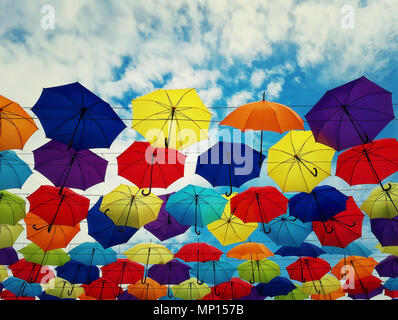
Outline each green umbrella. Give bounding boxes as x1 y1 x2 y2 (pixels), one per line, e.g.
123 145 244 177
274 284 308 300
19 243 70 266
0 265 8 281
0 223 23 249
45 277 84 299
0 191 25 225
171 278 211 300
237 258 280 284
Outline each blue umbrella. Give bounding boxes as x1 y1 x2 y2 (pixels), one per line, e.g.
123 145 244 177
87 197 138 248
275 243 325 258
68 242 117 266
0 150 32 189
55 260 100 284
322 242 372 257
31 82 126 150
38 291 75 300
195 141 263 196
194 260 235 295
382 277 398 291
255 276 296 297
2 277 42 297
165 185 228 235
263 213 312 247
289 185 349 222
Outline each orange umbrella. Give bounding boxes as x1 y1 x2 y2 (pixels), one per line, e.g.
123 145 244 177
127 278 167 300
331 256 378 280
219 94 304 161
24 212 80 251
311 287 346 300
0 95 38 151
226 242 273 261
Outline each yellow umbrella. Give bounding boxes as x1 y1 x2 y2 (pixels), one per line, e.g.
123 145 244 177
361 182 398 219
375 243 398 256
0 265 8 282
45 277 84 299
171 278 211 300
132 88 212 150
100 184 163 229
0 223 23 249
207 194 258 246
301 274 341 296
267 130 335 193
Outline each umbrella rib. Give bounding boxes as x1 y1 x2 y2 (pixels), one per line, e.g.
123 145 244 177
132 109 171 127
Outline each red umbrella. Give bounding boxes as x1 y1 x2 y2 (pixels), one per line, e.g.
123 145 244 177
9 259 54 283
230 186 288 233
0 290 35 300
343 275 382 295
287 257 331 283
312 197 364 248
213 278 253 300
385 289 398 299
27 185 90 231
83 277 122 300
101 259 145 285
117 141 186 195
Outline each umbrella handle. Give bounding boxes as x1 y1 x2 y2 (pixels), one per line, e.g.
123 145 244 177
225 188 233 197
313 282 321 294
32 224 47 231
323 222 334 234
68 285 74 296
197 278 204 285
194 224 201 235
382 183 392 192
214 286 221 296
249 278 255 284
141 188 151 197
262 223 272 234
117 225 126 232
141 275 147 284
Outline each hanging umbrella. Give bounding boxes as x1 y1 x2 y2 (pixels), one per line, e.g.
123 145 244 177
301 274 341 296
123 243 174 284
0 95 38 151
227 242 273 261
31 82 126 150
219 94 304 164
255 276 296 297
0 290 35 300
311 287 346 300
213 278 253 300
236 287 268 300
385 289 398 299
275 243 325 258
371 217 398 246
312 197 364 248
331 256 377 280
207 193 258 246
0 150 32 189
83 277 122 300
375 255 398 278
171 278 211 300
376 243 398 256
68 242 117 267
165 184 228 235
27 185 89 231
144 194 190 241
87 197 137 248
117 290 138 300
0 247 19 265
195 141 263 196
101 259 144 285
343 275 382 296
117 141 186 195
55 260 100 285
132 88 212 150
128 278 168 300
2 277 42 298
274 284 308 300
305 76 394 151
24 212 80 251
361 183 398 219
100 184 163 230
45 277 84 299
0 190 26 225
288 185 349 222
348 285 384 300
201 291 224 301
33 139 108 192
0 223 23 249
230 186 288 233
19 243 70 267
267 130 335 192
8 259 53 283
194 260 235 295
322 242 372 257
237 258 280 284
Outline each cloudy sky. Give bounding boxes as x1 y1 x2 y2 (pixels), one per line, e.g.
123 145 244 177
1 0 398 299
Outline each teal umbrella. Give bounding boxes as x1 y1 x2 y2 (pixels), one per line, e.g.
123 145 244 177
2 277 42 297
322 242 372 257
0 151 32 189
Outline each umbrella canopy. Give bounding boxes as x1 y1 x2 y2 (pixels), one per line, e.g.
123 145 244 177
195 141 263 196
0 190 26 225
0 95 38 151
101 259 145 285
361 183 398 219
131 88 212 150
128 278 167 300
55 260 100 285
332 256 378 280
45 277 84 299
24 212 80 251
227 242 273 261
68 242 117 266
375 255 398 277
33 139 108 191
311 287 346 300
83 277 122 300
0 150 32 189
0 290 35 300
301 274 341 296
0 223 23 249
117 141 186 194
2 277 42 298
213 278 253 300
175 243 223 262
171 278 211 300
31 82 126 150
148 259 191 286
322 242 372 257
305 76 394 151
288 185 349 222
230 186 288 233
0 247 19 265
207 193 258 246
267 130 335 192
194 260 235 287
19 243 70 266
348 285 383 300
237 258 280 284
165 184 228 235
143 194 190 242
100 184 163 229
274 284 308 300
8 259 53 283
87 197 137 248
118 290 139 300
371 217 398 246
0 265 8 281
255 276 296 297
287 257 331 283
376 243 398 256
275 243 325 258
343 275 382 296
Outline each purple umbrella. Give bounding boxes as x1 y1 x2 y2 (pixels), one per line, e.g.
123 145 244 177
370 217 398 246
375 255 398 278
144 194 190 241
305 76 394 151
233 287 267 300
348 285 384 300
0 247 19 265
33 140 108 192
117 290 138 300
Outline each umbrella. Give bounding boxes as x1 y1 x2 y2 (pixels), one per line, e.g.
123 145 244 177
207 193 258 246
312 197 364 248
101 259 144 285
267 130 335 192
117 290 138 300
230 186 288 233
195 141 263 196
305 76 394 151
311 287 346 300
31 82 126 150
165 184 228 235
301 274 341 296
0 190 26 225
123 243 174 284
83 277 122 300
45 277 84 299
143 194 190 241
332 256 378 280
33 139 108 191
213 278 253 300
100 184 163 230
288 185 349 222
2 277 42 297
237 258 280 284
0 150 32 189
227 242 273 261
375 255 398 277
55 260 100 285
383 277 398 291
0 223 23 249
68 242 117 266
24 212 80 251
131 88 212 150
117 141 186 195
19 243 70 267
201 291 224 300
128 278 168 300
219 94 304 164
348 285 384 300
171 278 211 300
0 290 35 300
274 284 308 300
322 242 372 257
343 275 382 296
0 95 38 151
376 243 398 256
0 265 8 281
0 247 19 265
235 287 267 300
361 183 398 219
371 217 398 246
27 185 89 231
194 260 235 295
255 276 296 297
8 259 53 283
385 289 398 299
275 243 325 258
87 197 137 248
